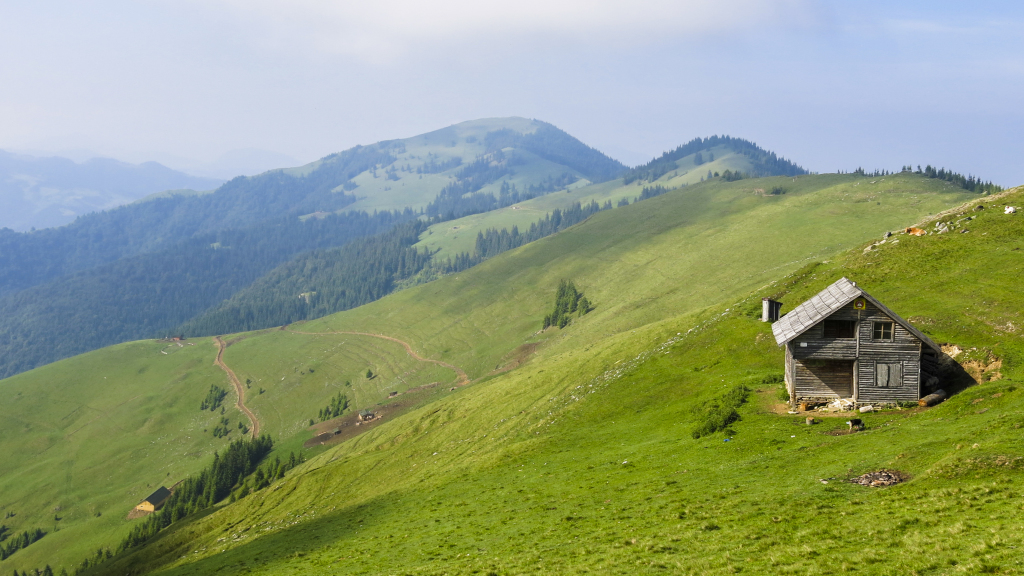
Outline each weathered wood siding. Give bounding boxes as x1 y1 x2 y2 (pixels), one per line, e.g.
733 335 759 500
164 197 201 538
793 359 854 398
784 345 795 398
790 300 922 403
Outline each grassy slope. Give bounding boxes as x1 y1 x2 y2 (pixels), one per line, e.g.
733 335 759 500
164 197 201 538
59 177 1016 575
225 331 459 452
0 330 462 572
325 172 973 379
415 145 753 258
0 339 234 568
0 173 989 574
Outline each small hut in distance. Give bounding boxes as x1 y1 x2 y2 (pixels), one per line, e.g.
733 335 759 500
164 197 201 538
770 277 942 407
135 486 171 513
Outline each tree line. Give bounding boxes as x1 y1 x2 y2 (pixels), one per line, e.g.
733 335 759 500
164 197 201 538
909 165 1000 193
0 125 626 379
424 150 521 218
69 437 293 575
176 220 433 336
0 527 45 560
229 451 306 503
472 200 609 260
116 435 274 554
416 154 463 174
838 166 1001 194
11 566 61 576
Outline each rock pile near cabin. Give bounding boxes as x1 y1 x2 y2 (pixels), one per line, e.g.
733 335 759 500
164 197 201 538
848 469 908 487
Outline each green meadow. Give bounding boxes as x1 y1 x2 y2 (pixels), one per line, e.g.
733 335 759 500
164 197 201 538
0 338 232 568
0 172 1012 574
414 145 755 259
225 330 460 447
95 185 1024 575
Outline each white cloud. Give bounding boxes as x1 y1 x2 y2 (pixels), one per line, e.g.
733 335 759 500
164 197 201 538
205 0 818 60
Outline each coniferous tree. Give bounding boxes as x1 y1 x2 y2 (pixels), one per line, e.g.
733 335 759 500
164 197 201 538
542 281 593 329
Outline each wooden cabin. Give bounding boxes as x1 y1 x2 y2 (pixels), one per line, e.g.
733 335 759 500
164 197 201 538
771 278 942 406
135 486 171 513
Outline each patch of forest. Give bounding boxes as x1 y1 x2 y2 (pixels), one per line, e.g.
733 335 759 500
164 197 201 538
68 436 287 575
0 527 46 561
175 220 434 336
0 208 417 378
542 280 592 329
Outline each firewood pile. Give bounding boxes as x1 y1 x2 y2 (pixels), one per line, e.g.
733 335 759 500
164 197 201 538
848 469 908 487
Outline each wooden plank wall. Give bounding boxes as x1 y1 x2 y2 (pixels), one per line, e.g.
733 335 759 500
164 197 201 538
794 359 854 398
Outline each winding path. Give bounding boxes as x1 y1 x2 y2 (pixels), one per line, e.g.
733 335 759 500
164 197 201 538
285 328 470 386
213 336 260 438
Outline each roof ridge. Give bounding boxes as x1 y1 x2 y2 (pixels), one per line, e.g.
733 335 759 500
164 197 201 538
771 278 940 352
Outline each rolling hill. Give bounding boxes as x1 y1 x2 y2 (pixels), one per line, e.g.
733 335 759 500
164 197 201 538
172 138 808 338
0 168 1001 573
0 118 626 378
104 183 1023 576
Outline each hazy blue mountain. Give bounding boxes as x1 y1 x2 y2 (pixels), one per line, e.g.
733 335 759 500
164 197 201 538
164 148 303 180
0 150 223 231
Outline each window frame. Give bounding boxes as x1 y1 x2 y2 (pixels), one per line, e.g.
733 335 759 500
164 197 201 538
823 319 856 339
872 321 894 341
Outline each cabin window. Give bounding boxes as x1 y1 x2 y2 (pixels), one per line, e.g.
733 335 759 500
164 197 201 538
823 320 856 338
875 362 903 387
873 321 894 341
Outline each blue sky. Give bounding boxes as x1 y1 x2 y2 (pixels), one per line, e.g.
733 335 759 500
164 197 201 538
1 0 1021 184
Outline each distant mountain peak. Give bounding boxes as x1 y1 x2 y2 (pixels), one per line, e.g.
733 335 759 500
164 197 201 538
624 135 807 184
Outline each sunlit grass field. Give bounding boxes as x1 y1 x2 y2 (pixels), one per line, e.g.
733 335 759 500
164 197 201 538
0 173 1000 574
101 185 1024 573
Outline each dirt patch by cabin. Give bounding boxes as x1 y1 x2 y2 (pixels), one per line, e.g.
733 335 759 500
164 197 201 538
126 508 151 520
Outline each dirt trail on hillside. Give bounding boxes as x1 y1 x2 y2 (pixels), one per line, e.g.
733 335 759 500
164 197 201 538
284 328 469 386
213 336 260 438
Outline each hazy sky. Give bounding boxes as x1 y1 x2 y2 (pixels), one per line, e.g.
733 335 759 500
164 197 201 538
2 0 1022 184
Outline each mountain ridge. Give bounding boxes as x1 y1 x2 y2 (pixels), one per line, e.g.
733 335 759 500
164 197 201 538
0 150 224 232
0 118 626 377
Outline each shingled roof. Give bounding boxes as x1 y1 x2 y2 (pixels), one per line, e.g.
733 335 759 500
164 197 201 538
771 277 941 352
